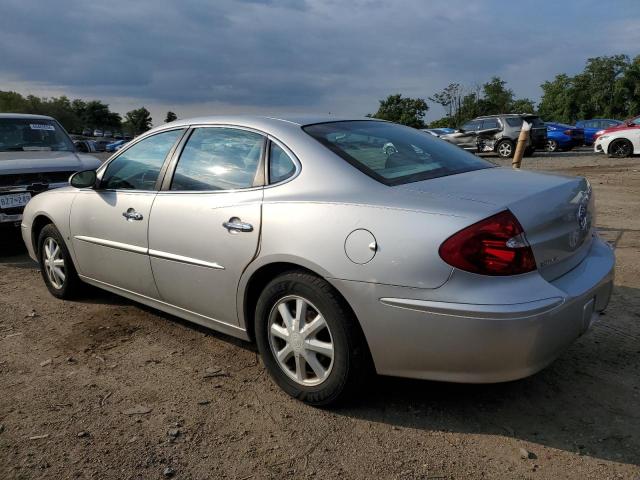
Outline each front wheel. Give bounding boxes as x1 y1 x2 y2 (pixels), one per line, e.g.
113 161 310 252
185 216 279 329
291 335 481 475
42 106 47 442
609 138 633 158
496 139 514 158
546 139 559 152
38 224 83 299
255 272 370 406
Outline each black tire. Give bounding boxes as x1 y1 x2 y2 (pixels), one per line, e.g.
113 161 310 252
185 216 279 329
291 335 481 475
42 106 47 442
546 140 559 152
608 138 633 158
37 224 83 299
496 139 515 158
254 271 370 406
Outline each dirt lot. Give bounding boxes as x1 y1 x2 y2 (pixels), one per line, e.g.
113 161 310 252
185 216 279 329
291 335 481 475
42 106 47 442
1 148 639 479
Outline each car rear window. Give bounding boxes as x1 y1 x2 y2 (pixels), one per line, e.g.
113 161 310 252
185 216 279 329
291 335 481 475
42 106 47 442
303 120 494 186
0 118 74 152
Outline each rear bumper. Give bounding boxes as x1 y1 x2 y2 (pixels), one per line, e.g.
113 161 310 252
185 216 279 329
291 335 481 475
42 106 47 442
332 236 614 383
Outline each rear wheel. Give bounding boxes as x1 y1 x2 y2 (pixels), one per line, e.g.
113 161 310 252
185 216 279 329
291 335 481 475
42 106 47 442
255 271 370 406
496 139 514 158
609 138 633 158
546 139 559 152
38 224 83 299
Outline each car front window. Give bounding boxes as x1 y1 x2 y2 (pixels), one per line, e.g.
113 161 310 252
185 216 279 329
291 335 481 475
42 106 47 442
0 118 75 152
303 120 494 186
101 129 185 190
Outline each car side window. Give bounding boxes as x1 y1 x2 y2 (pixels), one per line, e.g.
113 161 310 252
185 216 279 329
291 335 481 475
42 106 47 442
170 128 265 191
101 129 184 190
461 121 480 131
482 119 499 129
269 142 296 184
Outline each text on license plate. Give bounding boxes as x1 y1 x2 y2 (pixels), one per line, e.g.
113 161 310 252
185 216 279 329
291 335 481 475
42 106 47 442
0 192 32 209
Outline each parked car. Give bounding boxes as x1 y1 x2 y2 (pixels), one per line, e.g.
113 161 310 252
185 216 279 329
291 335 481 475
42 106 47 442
93 129 103 137
103 130 113 138
21 115 614 405
421 128 455 137
545 123 585 152
575 119 623 145
114 132 123 139
592 115 640 143
94 140 110 152
441 114 547 158
0 113 101 231
81 128 93 137
105 139 128 152
73 139 98 153
594 127 639 158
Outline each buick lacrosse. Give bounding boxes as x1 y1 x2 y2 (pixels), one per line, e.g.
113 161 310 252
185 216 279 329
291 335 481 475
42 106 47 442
21 116 614 405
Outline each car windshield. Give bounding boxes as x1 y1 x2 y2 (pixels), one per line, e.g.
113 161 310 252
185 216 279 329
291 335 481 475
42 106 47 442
303 120 494 186
0 118 75 152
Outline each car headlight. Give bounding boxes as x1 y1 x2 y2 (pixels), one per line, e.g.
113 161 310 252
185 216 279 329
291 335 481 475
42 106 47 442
595 130 605 135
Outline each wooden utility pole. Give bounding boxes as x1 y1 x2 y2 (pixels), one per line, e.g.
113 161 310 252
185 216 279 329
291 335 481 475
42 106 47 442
512 120 531 169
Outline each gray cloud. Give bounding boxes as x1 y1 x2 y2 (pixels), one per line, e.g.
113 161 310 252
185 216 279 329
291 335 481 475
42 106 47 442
0 0 638 119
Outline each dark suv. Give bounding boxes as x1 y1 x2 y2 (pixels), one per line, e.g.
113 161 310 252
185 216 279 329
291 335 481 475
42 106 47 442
442 114 548 158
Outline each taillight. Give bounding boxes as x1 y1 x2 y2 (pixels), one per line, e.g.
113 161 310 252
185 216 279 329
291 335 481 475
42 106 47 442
439 210 537 276
564 129 573 136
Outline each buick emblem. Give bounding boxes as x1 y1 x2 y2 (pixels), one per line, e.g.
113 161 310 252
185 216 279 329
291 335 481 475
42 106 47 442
576 199 588 231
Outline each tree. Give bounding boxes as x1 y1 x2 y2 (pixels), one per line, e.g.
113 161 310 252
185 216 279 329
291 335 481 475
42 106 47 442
511 98 535 114
370 94 428 128
123 107 152 136
165 111 177 123
429 83 463 127
481 77 514 114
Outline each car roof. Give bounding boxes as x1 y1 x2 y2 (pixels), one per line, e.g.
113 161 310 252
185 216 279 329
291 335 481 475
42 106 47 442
0 113 56 120
475 113 539 119
162 114 376 130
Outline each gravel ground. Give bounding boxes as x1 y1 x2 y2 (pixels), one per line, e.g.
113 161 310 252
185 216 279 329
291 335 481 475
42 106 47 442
1 148 639 479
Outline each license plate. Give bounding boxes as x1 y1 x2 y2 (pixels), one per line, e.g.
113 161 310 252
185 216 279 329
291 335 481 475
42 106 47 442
0 192 32 209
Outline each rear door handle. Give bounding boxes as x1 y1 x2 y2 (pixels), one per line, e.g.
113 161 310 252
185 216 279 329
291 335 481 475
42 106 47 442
122 208 143 221
223 217 253 233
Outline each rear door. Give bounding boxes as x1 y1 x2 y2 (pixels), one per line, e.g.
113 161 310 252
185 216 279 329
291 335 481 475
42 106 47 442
148 126 265 326
456 120 482 149
70 128 186 297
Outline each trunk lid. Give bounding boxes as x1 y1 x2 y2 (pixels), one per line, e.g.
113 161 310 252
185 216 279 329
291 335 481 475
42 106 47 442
397 167 594 280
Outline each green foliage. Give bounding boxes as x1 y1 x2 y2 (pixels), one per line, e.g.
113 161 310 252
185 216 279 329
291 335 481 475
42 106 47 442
370 94 428 128
165 111 178 123
428 117 454 128
0 90 122 134
538 55 639 123
123 107 153 136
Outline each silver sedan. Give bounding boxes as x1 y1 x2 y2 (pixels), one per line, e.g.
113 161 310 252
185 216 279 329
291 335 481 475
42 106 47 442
21 116 615 405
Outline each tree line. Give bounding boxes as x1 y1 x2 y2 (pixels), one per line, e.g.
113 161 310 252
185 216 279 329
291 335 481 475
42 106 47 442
0 90 179 136
371 54 640 128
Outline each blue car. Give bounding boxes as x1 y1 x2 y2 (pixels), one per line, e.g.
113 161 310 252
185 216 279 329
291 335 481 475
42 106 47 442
575 119 623 145
105 139 128 152
545 123 585 152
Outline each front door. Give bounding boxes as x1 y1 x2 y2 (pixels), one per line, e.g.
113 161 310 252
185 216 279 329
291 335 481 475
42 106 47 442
70 128 186 298
148 126 265 325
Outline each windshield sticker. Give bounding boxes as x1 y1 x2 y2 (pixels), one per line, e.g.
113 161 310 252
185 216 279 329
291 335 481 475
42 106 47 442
30 123 55 131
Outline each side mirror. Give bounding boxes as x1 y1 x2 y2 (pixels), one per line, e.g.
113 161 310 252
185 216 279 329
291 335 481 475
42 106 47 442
69 170 97 189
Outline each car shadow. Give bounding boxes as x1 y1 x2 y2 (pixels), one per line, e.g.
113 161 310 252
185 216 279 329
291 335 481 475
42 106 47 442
335 284 640 467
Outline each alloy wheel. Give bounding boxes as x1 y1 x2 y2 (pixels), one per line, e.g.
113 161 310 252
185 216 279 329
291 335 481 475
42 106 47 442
43 237 65 289
498 141 512 157
547 140 558 152
267 295 334 386
611 140 632 157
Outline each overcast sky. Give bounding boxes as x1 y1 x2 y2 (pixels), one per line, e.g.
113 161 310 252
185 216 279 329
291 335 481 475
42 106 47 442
1 0 639 124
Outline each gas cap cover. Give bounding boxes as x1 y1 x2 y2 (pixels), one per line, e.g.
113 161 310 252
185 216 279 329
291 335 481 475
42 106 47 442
344 229 377 264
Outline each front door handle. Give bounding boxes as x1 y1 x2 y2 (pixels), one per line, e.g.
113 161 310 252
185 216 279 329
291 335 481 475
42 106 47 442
122 208 144 221
223 217 253 233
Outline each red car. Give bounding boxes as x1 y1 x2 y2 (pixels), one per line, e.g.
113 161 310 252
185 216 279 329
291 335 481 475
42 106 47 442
593 114 640 142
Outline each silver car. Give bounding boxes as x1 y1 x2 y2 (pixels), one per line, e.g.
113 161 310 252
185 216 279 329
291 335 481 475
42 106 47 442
20 115 614 405
1 114 101 231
